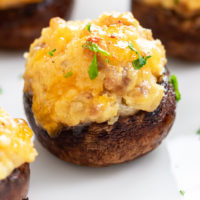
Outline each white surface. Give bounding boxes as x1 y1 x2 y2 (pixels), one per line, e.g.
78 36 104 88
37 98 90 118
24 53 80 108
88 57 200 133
0 0 200 199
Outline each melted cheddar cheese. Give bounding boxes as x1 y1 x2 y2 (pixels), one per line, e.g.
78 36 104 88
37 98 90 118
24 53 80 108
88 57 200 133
0 108 37 181
142 0 200 17
0 0 42 9
24 12 166 136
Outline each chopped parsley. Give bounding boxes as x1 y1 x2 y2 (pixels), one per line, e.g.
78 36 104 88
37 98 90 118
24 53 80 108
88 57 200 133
174 0 179 5
64 71 73 78
170 74 181 102
0 87 3 94
179 190 185 196
48 49 56 56
82 41 110 80
106 58 110 63
18 73 23 79
128 42 137 52
197 129 200 135
86 23 91 32
82 41 110 56
88 54 98 80
128 42 151 70
132 56 152 70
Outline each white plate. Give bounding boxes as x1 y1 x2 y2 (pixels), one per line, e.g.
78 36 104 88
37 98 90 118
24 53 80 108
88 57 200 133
0 0 200 199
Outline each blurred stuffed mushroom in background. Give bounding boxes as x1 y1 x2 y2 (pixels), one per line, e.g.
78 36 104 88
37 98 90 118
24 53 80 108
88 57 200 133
0 107 37 200
0 0 74 49
23 12 180 167
132 0 200 62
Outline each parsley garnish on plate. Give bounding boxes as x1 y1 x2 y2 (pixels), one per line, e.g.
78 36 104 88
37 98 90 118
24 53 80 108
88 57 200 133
82 41 110 80
48 49 56 56
86 23 91 32
170 74 181 102
64 71 73 78
197 129 200 134
18 73 23 80
179 190 185 196
0 87 3 94
128 42 151 70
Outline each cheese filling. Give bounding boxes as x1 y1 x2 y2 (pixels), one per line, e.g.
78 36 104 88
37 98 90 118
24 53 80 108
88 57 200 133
0 108 37 181
142 0 200 17
24 12 166 136
0 0 42 9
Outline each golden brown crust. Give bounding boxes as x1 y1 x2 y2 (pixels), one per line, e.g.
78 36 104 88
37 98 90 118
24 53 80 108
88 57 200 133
132 0 200 61
0 0 74 49
0 163 30 200
24 73 176 167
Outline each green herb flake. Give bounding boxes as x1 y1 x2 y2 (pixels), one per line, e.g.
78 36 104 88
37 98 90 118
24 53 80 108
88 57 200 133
0 87 3 94
82 40 111 80
132 56 151 70
88 54 98 80
106 59 110 63
86 23 91 32
179 190 185 196
170 74 181 102
48 49 56 57
128 42 137 52
82 41 110 57
197 129 200 134
64 71 73 78
128 42 151 70
174 0 179 5
18 74 23 80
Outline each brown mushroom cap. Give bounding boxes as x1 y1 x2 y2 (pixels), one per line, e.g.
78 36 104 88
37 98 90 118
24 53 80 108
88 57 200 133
24 73 176 167
132 0 200 61
0 163 30 200
0 0 74 49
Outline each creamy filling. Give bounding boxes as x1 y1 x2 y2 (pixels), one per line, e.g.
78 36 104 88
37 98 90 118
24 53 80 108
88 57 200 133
0 108 37 180
24 12 166 136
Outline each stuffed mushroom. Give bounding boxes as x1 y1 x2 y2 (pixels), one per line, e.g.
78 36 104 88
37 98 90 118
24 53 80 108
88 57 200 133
23 12 178 167
0 108 37 200
0 0 74 49
132 0 200 61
